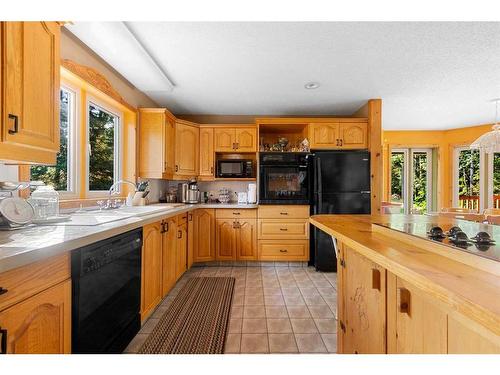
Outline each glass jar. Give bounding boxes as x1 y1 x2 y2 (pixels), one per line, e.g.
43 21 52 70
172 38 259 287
29 186 60 219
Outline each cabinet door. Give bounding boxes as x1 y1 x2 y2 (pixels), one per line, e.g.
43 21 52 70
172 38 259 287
164 115 176 176
0 279 71 354
3 22 60 153
175 122 199 176
176 223 188 280
214 128 235 152
447 312 500 354
199 127 214 177
187 212 194 269
216 219 237 261
194 209 216 262
389 277 447 353
341 246 386 353
138 110 166 178
235 127 257 152
339 122 367 149
309 123 340 149
141 222 163 320
237 219 257 260
161 217 177 297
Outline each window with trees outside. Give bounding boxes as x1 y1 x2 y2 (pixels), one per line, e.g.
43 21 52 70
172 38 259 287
31 87 76 195
455 148 480 210
87 102 120 192
390 148 433 214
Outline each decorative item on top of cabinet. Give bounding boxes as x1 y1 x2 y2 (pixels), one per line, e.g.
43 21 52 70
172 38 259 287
193 209 216 262
138 108 176 179
199 127 215 180
0 21 61 164
174 120 200 179
214 125 257 152
0 279 71 354
141 221 163 321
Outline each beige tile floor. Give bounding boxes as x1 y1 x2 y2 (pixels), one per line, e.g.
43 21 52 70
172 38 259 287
124 264 338 354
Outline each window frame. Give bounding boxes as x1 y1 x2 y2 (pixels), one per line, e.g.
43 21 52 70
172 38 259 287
85 95 123 197
452 145 485 211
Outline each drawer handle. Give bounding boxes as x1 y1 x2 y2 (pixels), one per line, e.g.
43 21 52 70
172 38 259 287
0 287 7 296
0 328 7 354
279 249 288 253
177 230 182 239
8 114 19 135
232 212 241 215
279 212 288 215
280 228 288 231
188 213 193 221
399 288 411 316
372 269 381 291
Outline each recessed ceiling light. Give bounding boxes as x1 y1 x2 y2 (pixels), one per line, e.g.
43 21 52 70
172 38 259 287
305 82 320 90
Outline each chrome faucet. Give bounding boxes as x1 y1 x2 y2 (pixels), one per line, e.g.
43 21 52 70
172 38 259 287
105 180 137 209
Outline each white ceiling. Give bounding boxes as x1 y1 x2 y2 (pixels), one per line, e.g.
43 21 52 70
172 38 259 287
66 22 500 130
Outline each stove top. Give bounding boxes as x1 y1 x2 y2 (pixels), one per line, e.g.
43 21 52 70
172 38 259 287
375 220 500 263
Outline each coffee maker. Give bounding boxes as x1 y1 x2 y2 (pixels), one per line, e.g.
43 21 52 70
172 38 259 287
177 179 200 203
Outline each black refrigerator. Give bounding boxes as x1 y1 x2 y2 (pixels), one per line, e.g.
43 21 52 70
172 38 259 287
311 150 371 271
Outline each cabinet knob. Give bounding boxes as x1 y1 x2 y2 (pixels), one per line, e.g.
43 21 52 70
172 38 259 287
175 165 179 172
188 213 193 221
8 114 18 135
280 228 288 231
279 212 288 215
0 287 8 296
339 139 343 146
177 230 182 239
232 212 241 215
210 166 214 174
399 288 411 315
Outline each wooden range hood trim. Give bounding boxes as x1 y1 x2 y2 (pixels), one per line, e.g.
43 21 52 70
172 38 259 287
61 59 136 112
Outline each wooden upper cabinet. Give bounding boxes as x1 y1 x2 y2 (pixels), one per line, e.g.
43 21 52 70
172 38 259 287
216 219 237 261
1 22 61 164
138 109 176 179
235 128 257 152
174 121 199 177
199 127 214 178
309 123 340 149
214 126 256 152
339 122 368 149
237 219 257 260
194 209 216 262
141 222 163 321
0 279 71 354
214 128 235 152
388 276 447 354
341 245 386 354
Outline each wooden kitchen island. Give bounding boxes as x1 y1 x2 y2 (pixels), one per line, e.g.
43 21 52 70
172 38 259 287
310 214 500 354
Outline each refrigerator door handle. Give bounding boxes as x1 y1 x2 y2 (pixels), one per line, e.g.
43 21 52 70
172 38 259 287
317 157 323 213
361 191 371 194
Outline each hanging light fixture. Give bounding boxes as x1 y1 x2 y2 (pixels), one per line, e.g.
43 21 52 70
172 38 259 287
470 99 500 153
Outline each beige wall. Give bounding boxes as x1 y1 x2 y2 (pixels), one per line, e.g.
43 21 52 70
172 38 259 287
61 28 157 108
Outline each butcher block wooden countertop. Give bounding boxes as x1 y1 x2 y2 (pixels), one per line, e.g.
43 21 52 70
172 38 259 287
310 214 500 337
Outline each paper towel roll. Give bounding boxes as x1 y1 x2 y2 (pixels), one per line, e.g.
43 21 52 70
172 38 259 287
247 183 257 203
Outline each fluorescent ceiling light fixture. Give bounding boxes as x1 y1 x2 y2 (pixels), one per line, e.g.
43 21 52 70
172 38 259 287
66 22 174 92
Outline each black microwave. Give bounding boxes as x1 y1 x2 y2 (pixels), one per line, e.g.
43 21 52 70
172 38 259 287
216 159 254 178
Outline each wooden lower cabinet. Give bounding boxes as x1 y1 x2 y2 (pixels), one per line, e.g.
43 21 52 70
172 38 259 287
193 209 216 262
447 312 500 354
161 216 177 297
141 222 163 321
338 244 386 353
0 279 71 354
176 221 188 280
216 219 257 261
387 274 447 354
187 212 194 269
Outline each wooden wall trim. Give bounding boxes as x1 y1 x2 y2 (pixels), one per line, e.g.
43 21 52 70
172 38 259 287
61 59 136 112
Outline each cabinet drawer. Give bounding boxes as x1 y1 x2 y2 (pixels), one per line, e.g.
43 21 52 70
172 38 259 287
258 219 309 239
258 240 309 261
216 209 257 219
258 205 310 219
0 253 70 312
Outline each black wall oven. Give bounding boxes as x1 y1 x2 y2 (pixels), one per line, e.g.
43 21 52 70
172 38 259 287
259 152 311 204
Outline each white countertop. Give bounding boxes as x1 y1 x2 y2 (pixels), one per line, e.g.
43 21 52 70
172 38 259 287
0 203 260 273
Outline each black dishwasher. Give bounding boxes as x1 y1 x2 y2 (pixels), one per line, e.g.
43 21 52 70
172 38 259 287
72 228 142 353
